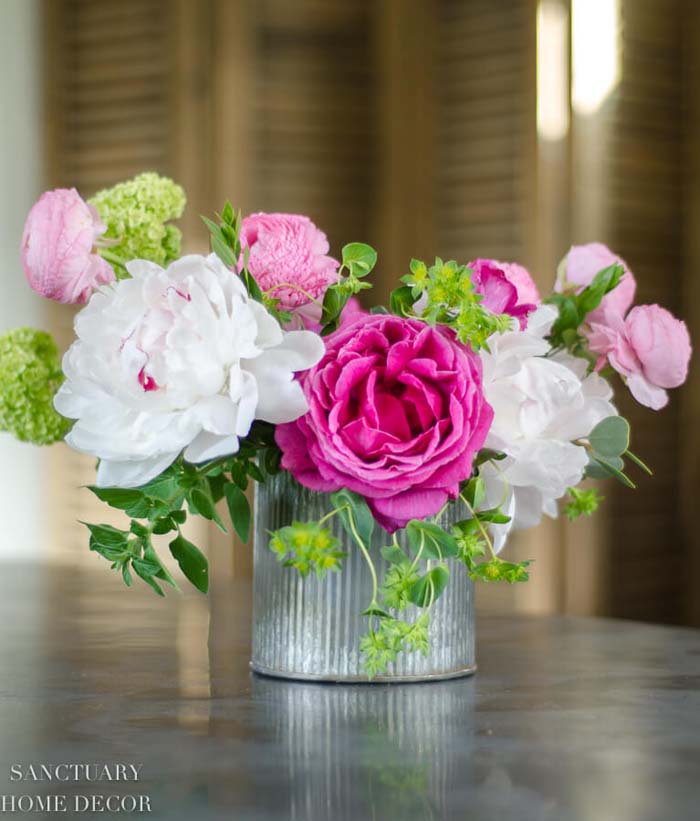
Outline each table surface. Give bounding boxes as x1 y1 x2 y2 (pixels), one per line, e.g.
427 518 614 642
0 562 698 821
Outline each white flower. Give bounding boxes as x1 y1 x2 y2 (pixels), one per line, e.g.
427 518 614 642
55 254 324 488
479 305 616 544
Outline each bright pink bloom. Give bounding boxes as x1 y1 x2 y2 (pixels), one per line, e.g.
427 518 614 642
21 188 115 304
560 242 636 325
276 314 494 532
588 304 691 410
469 259 537 329
239 213 339 322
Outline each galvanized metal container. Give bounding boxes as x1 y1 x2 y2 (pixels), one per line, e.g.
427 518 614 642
251 472 476 682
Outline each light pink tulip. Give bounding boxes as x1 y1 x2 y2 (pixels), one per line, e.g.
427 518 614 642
588 304 691 410
22 188 115 304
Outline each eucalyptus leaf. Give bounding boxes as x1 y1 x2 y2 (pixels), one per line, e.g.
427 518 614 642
589 416 630 458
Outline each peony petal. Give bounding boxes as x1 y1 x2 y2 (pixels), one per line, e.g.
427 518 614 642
96 452 180 489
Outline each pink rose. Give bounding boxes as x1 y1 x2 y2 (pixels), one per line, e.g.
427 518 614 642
469 259 538 329
239 213 340 325
22 188 115 304
276 314 494 532
559 242 636 324
588 304 691 410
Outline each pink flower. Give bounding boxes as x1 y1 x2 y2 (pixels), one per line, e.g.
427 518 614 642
22 188 115 304
559 242 636 325
469 259 538 328
239 213 340 324
275 314 494 532
588 305 691 410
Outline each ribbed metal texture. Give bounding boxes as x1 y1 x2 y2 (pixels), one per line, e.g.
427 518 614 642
251 472 476 682
251 674 469 818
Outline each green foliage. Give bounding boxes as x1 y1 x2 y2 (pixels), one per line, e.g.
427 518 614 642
407 565 450 607
470 559 531 583
169 533 209 593
582 415 652 488
267 522 346 579
588 416 629 458
89 172 186 276
86 422 280 594
331 488 376 551
360 614 430 679
389 257 513 350
405 520 459 559
564 487 604 521
380 562 419 611
0 327 70 445
545 264 624 351
320 243 377 334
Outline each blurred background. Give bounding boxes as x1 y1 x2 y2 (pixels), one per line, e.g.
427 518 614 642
1 0 699 627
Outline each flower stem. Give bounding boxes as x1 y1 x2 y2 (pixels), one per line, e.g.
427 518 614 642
460 493 499 562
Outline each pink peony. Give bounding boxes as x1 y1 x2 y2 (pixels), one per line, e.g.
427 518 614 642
22 188 115 304
559 242 636 325
275 314 494 532
588 304 691 410
469 259 538 329
239 213 340 324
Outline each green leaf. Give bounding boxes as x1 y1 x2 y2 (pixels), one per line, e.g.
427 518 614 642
380 544 410 565
320 285 350 334
389 285 417 317
220 201 234 225
342 242 377 277
462 476 486 510
331 488 375 549
362 605 391 619
132 560 165 596
188 488 226 531
575 264 623 317
138 471 182 502
474 448 506 467
169 534 209 593
406 520 459 559
408 565 450 607
224 484 251 543
589 416 630 458
477 508 512 524
624 448 653 476
587 455 636 488
88 487 144 511
83 523 129 549
550 297 580 337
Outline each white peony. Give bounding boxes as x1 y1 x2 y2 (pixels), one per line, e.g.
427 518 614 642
55 254 325 488
479 305 616 547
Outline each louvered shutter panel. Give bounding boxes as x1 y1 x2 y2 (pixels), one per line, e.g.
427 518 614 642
44 0 181 559
435 0 533 263
572 0 686 622
248 0 375 253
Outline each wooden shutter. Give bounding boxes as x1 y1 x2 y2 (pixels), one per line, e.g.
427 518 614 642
43 0 184 560
571 0 686 622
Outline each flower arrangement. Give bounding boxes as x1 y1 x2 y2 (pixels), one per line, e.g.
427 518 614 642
4 173 691 676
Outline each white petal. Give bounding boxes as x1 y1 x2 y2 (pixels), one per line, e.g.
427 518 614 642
124 259 164 280
96 452 179 488
184 432 240 463
249 301 284 349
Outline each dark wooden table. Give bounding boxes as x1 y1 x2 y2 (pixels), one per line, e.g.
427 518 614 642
0 563 698 820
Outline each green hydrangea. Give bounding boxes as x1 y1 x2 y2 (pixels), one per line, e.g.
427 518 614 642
89 172 186 276
0 328 70 445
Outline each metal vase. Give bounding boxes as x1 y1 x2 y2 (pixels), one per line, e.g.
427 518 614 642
251 472 476 682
